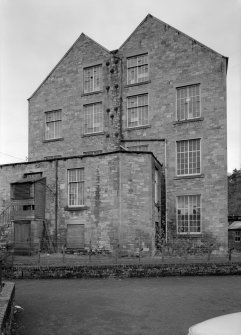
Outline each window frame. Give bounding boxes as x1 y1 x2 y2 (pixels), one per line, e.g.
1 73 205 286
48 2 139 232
154 167 159 205
235 231 241 242
176 138 201 177
127 93 149 128
83 64 102 94
127 53 149 85
176 195 202 235
83 102 103 135
44 110 62 141
176 84 201 121
67 168 85 207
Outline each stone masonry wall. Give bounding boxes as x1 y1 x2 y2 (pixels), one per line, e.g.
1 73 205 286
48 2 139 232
25 14 228 250
0 152 158 254
119 15 228 249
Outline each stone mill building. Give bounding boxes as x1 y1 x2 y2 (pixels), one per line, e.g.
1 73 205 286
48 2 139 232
0 14 228 255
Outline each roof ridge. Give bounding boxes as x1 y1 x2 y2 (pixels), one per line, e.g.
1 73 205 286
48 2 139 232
119 13 227 60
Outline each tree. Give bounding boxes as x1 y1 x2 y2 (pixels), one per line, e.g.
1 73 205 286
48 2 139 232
228 168 241 216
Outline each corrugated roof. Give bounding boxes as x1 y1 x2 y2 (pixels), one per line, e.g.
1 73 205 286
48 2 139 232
228 221 241 230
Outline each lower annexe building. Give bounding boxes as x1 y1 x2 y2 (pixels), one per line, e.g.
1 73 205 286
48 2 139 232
0 151 163 255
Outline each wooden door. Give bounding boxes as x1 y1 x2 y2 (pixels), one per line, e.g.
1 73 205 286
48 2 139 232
66 224 85 249
14 221 31 251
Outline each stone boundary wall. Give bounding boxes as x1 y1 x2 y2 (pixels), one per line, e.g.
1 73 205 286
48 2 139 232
3 263 241 279
0 282 15 335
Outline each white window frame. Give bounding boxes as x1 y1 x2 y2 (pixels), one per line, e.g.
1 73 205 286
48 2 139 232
176 195 201 234
176 139 201 176
84 102 103 134
127 54 149 85
83 64 102 93
44 110 62 140
67 169 84 207
127 94 149 128
235 231 241 242
176 84 201 121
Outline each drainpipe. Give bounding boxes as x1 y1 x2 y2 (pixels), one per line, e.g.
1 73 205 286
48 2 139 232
55 160 58 251
164 139 168 243
118 153 122 250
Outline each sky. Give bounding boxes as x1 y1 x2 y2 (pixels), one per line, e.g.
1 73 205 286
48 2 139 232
0 0 240 172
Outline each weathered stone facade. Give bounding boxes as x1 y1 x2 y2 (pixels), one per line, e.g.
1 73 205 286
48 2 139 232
0 14 228 252
0 152 161 254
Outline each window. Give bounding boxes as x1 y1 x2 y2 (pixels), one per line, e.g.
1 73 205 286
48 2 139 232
68 169 84 207
127 54 148 85
177 139 201 176
45 110 62 140
84 102 103 134
127 94 148 128
154 168 158 204
235 231 241 242
126 145 148 151
177 195 201 234
176 84 200 121
83 65 102 93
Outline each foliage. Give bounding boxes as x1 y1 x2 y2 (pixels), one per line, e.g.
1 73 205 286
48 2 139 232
228 168 241 215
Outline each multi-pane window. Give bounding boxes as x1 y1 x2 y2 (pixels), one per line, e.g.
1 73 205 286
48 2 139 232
235 231 241 242
176 84 200 121
154 168 158 204
45 110 62 140
177 139 201 176
84 102 103 134
127 54 148 85
177 195 201 234
68 169 84 207
127 145 148 151
127 94 148 128
83 65 102 93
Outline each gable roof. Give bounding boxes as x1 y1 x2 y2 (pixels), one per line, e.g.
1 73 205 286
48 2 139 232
119 13 228 62
28 14 228 101
28 33 110 100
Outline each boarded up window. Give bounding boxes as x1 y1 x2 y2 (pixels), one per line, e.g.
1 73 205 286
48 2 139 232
66 224 85 249
12 183 33 200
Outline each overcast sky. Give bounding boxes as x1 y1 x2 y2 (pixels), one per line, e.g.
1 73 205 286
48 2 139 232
1 0 240 172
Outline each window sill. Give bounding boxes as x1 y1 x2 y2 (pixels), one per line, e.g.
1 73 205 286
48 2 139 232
82 131 105 137
81 90 103 97
173 117 204 125
43 137 64 143
174 174 204 180
124 125 151 131
124 80 151 88
64 206 88 212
